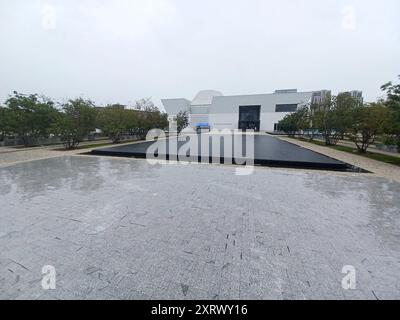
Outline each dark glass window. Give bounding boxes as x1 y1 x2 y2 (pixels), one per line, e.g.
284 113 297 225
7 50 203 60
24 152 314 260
239 106 261 121
275 104 298 112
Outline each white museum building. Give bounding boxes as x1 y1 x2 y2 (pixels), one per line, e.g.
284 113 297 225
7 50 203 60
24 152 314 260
162 89 362 132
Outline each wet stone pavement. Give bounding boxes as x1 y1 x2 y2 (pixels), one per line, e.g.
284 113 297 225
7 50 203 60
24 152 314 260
0 155 400 300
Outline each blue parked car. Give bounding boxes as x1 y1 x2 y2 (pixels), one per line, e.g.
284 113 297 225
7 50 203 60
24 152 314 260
195 122 210 134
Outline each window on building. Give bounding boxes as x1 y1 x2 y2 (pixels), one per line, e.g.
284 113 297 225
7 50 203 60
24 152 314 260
275 104 298 112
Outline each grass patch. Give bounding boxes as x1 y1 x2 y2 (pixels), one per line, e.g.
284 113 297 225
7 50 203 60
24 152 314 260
290 137 400 167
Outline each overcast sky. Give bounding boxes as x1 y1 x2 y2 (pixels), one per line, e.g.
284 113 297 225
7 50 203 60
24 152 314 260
0 0 399 109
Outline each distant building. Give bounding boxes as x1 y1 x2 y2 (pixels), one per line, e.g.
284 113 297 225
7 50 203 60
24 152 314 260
311 90 331 105
339 90 363 103
310 90 332 113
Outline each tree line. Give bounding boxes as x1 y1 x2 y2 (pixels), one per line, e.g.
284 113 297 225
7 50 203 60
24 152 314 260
0 92 168 149
278 76 400 153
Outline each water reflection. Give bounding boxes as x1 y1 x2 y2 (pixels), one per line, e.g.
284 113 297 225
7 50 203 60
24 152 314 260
303 173 400 250
0 156 106 200
364 179 400 251
303 173 366 199
0 155 162 202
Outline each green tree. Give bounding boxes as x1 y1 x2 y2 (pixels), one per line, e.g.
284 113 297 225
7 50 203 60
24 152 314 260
348 103 388 153
97 105 137 143
278 106 310 136
0 106 11 140
133 98 168 135
381 75 400 149
278 114 297 136
156 111 168 130
4 92 58 146
53 98 97 149
176 110 189 134
312 94 360 145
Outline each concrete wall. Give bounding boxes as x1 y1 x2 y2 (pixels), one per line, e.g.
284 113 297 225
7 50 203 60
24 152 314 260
189 105 211 127
209 91 312 131
190 114 209 126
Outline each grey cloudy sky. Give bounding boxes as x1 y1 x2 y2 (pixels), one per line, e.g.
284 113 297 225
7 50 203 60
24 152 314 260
0 0 399 109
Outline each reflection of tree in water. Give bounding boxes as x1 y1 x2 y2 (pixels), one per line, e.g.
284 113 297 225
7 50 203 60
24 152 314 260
303 172 400 250
303 173 367 200
363 179 400 251
0 156 106 200
0 156 161 201
103 156 159 181
0 182 12 196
